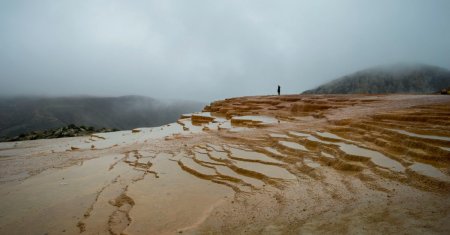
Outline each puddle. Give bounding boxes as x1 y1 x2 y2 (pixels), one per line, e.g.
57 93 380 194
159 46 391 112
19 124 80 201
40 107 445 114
217 121 232 130
179 158 217 176
288 131 311 137
321 152 335 159
287 131 332 145
227 127 250 133
67 123 191 150
409 163 450 182
290 131 351 146
337 143 405 172
306 135 330 144
178 119 204 132
194 152 224 165
263 147 285 157
279 141 308 152
232 160 296 180
225 144 253 151
316 132 345 141
231 115 279 125
441 147 450 152
269 133 290 138
390 129 450 142
208 150 230 161
214 165 265 188
215 120 250 132
293 133 405 172
1 119 195 156
229 148 283 164
304 159 321 168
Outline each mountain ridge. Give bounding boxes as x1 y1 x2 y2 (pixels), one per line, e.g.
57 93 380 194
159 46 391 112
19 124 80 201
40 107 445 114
303 63 450 94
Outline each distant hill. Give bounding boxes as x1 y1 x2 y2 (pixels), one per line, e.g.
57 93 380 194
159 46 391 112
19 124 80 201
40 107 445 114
303 64 450 94
0 96 204 138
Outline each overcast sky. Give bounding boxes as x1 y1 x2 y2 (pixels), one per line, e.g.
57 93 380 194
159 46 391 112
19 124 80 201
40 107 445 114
1 0 449 102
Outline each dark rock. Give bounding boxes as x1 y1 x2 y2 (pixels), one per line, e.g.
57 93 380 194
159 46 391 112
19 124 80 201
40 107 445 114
0 124 118 142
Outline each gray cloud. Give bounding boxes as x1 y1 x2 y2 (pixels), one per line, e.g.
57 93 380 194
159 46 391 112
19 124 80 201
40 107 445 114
1 0 449 101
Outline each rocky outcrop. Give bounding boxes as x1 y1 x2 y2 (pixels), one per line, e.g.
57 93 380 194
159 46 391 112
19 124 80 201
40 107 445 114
0 124 118 142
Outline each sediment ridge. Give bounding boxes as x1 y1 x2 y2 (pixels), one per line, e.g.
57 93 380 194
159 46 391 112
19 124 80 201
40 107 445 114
0 94 449 234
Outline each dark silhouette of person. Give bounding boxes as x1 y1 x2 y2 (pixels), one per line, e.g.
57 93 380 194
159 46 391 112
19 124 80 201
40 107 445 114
277 85 281 96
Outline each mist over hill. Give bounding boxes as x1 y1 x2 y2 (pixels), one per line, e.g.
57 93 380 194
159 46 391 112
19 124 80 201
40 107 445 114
303 64 450 94
0 96 204 138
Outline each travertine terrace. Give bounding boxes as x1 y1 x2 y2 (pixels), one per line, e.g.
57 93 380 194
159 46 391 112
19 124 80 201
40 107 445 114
1 94 450 234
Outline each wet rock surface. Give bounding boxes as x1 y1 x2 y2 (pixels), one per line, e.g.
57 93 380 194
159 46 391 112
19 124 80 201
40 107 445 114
0 94 450 234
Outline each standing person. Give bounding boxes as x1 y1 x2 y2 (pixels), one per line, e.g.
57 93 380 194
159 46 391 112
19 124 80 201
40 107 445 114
277 85 281 96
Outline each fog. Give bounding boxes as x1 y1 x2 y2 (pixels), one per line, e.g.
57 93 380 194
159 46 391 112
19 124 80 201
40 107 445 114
1 0 449 102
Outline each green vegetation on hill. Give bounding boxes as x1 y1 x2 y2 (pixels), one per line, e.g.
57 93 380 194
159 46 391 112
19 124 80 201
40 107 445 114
303 64 450 94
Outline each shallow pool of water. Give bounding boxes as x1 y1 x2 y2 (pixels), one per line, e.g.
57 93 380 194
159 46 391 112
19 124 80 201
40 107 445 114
194 152 224 165
337 143 405 172
391 129 450 142
232 160 296 180
229 148 283 164
179 158 217 176
304 159 321 168
263 147 285 157
269 133 290 138
279 141 308 152
208 150 230 161
214 165 265 188
409 162 450 182
321 152 335 159
288 131 311 138
316 132 345 141
232 115 278 125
